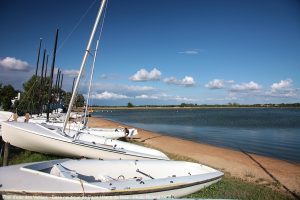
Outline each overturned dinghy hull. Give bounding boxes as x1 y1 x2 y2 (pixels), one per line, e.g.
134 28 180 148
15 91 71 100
1 121 168 160
0 159 223 199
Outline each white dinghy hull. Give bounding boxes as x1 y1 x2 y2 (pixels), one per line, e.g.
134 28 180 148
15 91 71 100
26 117 138 139
0 159 223 199
1 121 168 160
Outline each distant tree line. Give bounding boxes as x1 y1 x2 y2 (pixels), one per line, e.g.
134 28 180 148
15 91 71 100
88 102 300 108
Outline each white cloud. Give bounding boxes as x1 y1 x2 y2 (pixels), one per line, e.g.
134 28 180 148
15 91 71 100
205 79 225 89
100 74 108 79
164 76 196 87
62 69 80 77
265 89 297 98
135 93 196 102
89 91 129 99
0 57 30 71
205 79 235 89
125 85 156 92
135 94 159 99
206 96 238 101
130 68 161 81
178 50 199 55
271 79 292 91
231 81 262 92
265 79 297 98
173 96 196 102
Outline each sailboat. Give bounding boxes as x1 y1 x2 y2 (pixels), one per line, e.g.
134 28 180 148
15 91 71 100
23 113 138 139
0 159 223 199
1 0 167 161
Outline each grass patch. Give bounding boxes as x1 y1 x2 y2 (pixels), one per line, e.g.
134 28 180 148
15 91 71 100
0 144 61 166
186 175 293 200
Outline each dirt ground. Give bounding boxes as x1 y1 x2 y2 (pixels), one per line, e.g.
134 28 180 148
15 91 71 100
88 117 300 195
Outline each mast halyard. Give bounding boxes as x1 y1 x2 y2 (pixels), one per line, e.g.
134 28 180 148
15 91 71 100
62 0 107 133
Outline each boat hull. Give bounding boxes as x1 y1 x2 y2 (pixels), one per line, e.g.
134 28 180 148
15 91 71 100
0 159 223 199
1 122 168 160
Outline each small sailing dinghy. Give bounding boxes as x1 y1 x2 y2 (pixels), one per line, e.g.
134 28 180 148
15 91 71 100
26 115 138 139
0 159 223 199
1 121 168 160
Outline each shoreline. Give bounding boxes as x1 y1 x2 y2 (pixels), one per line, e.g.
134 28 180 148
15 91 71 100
88 116 300 195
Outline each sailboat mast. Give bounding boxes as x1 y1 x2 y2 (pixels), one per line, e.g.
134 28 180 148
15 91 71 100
83 39 99 127
35 38 42 76
62 0 106 132
46 29 59 122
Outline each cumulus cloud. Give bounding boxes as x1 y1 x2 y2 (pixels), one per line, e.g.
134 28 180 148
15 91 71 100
231 81 262 92
265 79 297 98
0 57 30 71
62 69 80 77
89 91 129 100
130 68 161 81
271 79 292 91
205 79 235 89
164 76 196 87
205 79 225 89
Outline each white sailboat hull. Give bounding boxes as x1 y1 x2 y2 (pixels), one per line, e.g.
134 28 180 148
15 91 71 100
1 121 168 160
0 159 223 199
0 111 14 136
27 117 137 139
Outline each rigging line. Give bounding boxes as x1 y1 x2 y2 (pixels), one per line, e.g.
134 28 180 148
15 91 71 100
57 0 98 52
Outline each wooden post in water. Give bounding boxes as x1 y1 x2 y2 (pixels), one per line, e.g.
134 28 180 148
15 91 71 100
3 142 10 166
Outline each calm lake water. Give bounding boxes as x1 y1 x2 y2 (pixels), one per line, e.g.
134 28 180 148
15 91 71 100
94 108 300 163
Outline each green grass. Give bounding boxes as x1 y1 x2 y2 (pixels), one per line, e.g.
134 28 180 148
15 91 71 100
0 146 61 166
0 142 296 200
186 175 293 200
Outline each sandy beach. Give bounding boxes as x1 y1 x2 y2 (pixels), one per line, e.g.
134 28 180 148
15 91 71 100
88 116 300 195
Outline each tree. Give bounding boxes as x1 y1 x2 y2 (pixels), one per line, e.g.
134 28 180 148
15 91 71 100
0 84 17 111
127 102 134 107
16 75 51 114
75 94 85 107
63 92 85 108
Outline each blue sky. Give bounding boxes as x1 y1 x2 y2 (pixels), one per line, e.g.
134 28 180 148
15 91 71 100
1 0 299 106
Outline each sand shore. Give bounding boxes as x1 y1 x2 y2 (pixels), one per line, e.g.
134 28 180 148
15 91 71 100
88 117 300 194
